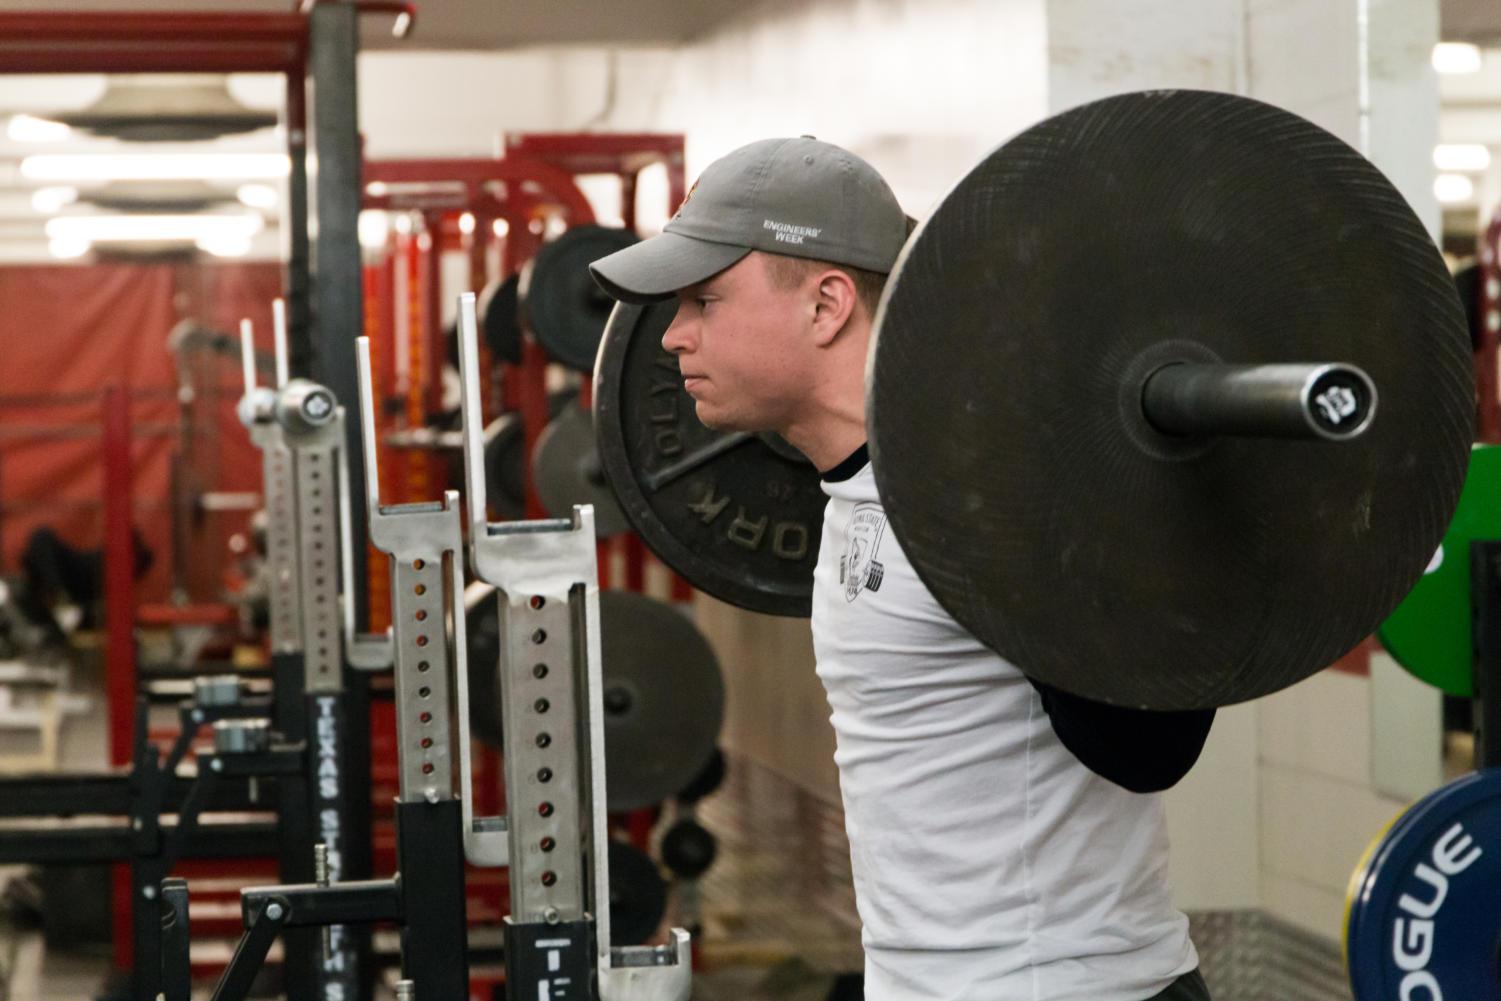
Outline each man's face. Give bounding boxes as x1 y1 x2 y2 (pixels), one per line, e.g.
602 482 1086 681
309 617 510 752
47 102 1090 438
661 252 814 433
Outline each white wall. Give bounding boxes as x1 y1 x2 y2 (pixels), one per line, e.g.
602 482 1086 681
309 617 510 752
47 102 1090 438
637 0 1049 217
1046 0 1246 111
362 0 1050 220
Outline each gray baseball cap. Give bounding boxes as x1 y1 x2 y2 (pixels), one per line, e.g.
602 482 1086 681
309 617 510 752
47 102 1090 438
590 136 907 304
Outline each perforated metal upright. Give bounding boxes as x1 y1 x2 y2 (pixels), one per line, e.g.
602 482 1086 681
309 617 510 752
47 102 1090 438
456 292 692 1001
236 310 381 1000
351 334 510 994
307 10 378 993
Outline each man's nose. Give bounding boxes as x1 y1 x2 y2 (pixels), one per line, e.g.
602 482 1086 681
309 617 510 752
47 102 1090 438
661 303 692 355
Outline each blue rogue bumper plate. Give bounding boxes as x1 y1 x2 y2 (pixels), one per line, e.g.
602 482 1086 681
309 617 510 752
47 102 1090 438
1345 769 1501 1000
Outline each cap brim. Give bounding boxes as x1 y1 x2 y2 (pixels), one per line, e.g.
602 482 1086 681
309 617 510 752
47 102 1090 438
589 231 750 305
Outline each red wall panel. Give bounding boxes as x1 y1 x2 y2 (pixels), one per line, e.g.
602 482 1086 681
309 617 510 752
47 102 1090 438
0 261 282 606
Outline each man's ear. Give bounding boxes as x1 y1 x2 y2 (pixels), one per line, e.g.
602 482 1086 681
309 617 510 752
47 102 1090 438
810 269 857 347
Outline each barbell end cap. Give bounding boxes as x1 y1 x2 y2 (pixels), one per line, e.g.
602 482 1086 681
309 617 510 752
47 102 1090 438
1301 363 1377 441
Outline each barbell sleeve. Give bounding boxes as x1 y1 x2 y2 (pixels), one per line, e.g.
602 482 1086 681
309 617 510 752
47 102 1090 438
1140 362 1377 441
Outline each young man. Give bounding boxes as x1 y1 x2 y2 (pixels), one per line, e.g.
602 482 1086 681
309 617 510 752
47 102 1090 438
590 137 1216 1001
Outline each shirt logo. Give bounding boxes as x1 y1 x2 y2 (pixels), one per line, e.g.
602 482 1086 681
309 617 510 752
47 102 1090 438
840 503 886 602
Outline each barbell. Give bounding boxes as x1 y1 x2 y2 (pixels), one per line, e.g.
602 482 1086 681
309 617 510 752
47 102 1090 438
590 89 1473 711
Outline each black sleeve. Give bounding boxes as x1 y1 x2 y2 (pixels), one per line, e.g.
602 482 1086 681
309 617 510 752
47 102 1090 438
1031 681 1215 794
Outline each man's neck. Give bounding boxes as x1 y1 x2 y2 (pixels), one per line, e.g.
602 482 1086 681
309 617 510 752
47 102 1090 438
776 313 872 472
781 400 867 474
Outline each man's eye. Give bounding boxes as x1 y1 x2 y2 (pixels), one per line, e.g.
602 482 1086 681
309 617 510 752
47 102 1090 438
696 297 712 308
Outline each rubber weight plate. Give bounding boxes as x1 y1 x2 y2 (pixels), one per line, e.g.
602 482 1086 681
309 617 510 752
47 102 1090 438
479 388 579 522
869 89 1473 709
594 300 825 616
479 274 522 365
524 225 639 372
531 403 631 537
482 412 526 521
660 818 718 880
465 588 724 811
676 746 727 804
608 839 667 945
1378 445 1501 697
1345 769 1501 1001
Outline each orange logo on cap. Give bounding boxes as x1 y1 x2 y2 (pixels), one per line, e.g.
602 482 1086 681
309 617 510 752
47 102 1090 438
673 178 700 219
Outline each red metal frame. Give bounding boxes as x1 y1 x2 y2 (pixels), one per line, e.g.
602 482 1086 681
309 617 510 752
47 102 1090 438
1479 214 1501 443
103 386 137 769
364 158 597 226
0 13 307 75
102 385 137 969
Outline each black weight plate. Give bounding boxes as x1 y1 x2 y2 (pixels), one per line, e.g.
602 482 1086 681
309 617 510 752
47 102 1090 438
479 388 579 522
464 582 505 748
479 274 522 365
524 226 640 372
465 588 723 811
482 412 526 521
1453 263 1481 352
599 590 723 810
676 746 726 804
660 818 717 880
594 300 825 616
608 839 667 945
869 89 1473 710
1346 769 1501 1001
532 404 631 537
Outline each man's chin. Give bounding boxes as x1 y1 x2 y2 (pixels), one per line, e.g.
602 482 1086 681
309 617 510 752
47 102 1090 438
692 404 755 434
692 402 725 428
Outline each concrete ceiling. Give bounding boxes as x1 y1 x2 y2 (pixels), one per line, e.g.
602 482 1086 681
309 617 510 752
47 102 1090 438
1443 0 1501 45
0 0 749 51
0 1 1496 258
0 0 1492 50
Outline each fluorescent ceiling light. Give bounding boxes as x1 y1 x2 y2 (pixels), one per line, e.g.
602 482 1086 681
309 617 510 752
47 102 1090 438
31 186 78 213
48 237 90 260
236 183 279 210
1434 173 1475 203
46 213 264 243
198 235 253 258
1433 42 1483 74
8 114 71 142
21 153 290 183
458 211 475 235
492 218 509 238
358 210 390 249
1434 144 1491 171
